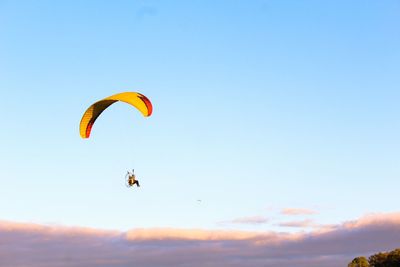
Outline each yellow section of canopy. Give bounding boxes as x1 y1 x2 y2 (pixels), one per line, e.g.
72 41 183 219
79 92 152 139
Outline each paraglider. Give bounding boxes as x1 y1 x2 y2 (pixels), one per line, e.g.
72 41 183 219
125 169 140 188
79 92 152 139
79 92 152 188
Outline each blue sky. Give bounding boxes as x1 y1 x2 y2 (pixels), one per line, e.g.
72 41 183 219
0 0 399 232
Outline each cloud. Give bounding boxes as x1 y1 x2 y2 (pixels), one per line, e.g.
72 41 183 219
125 227 266 240
281 208 318 215
219 216 269 225
1 212 400 267
278 219 317 228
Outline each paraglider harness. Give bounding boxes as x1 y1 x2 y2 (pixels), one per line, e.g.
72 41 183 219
125 170 140 188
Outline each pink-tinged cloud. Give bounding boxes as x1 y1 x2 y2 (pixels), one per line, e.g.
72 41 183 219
278 219 317 228
1 212 400 267
219 216 269 225
125 227 268 240
281 208 318 215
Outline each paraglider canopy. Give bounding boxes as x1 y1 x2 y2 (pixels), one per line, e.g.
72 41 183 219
79 92 152 138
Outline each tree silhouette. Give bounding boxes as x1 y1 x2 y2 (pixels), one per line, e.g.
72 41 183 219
348 248 400 267
348 256 369 267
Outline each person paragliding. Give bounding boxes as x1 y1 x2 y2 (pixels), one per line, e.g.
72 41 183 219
126 169 140 188
79 92 152 188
